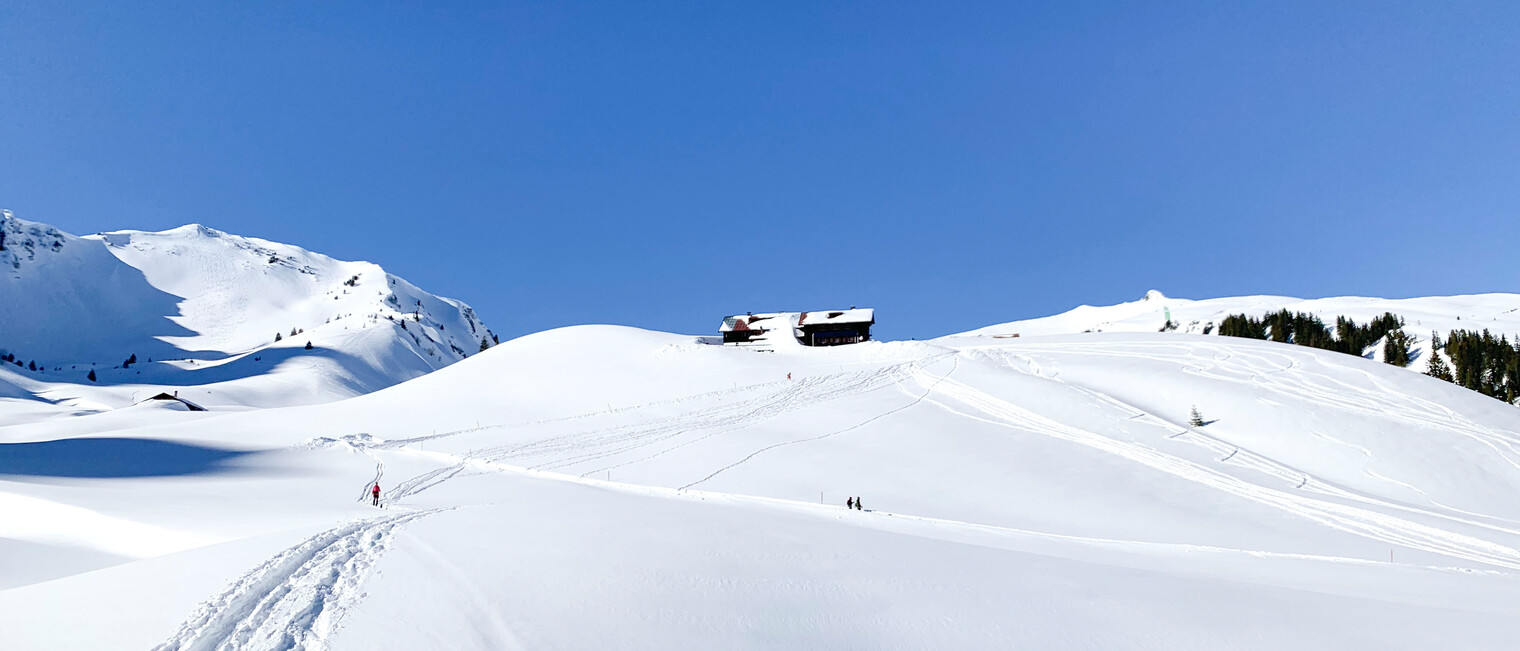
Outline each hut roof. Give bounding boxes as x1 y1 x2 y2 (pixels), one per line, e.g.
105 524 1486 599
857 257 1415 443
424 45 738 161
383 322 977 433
144 392 208 411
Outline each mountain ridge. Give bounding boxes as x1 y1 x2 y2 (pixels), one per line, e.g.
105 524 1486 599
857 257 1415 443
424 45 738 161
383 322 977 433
0 210 495 409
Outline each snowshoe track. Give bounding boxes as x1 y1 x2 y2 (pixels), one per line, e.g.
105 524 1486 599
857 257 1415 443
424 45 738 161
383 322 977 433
155 509 444 651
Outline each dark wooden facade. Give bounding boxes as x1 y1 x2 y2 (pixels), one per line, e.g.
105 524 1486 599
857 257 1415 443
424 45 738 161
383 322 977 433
799 322 872 346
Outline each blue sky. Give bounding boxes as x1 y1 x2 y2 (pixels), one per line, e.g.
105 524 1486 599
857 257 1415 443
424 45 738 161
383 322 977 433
2 2 1516 340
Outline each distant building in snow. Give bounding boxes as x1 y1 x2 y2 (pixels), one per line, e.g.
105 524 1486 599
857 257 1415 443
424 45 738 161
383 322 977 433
719 308 875 347
797 309 875 346
720 313 788 345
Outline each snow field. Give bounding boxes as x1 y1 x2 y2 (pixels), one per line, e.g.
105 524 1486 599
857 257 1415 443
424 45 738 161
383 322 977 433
4 324 1520 648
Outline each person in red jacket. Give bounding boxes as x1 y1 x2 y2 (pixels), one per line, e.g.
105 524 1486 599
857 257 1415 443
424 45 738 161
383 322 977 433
371 483 381 507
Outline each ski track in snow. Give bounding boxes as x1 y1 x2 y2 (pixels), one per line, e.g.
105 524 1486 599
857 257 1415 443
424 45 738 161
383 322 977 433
154 509 444 651
357 430 1517 580
165 340 1520 649
980 346 1520 537
995 340 1520 472
912 363 1520 571
677 355 958 490
380 358 949 502
376 343 1520 571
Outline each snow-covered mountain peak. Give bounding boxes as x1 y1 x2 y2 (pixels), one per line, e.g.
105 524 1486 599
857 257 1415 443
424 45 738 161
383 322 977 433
0 211 71 270
0 210 497 408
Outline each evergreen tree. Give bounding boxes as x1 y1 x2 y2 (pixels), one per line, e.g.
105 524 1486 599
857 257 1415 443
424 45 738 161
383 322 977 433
1425 351 1454 382
275 332 283 342
27 360 35 371
1382 330 1412 367
304 341 314 350
87 369 96 382
1189 406 1205 428
479 336 491 352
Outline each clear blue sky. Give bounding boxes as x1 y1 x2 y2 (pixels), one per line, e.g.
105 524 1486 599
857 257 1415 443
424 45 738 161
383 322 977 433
2 2 1516 340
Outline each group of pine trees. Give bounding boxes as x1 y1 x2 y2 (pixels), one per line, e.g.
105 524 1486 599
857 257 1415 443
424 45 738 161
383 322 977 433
1213 309 1518 406
0 352 59 373
1427 330 1520 403
1216 310 1410 362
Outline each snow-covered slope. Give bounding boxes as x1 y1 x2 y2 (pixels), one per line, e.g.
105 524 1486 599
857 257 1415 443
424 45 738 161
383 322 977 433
4 323 1520 649
958 289 1520 367
0 211 494 409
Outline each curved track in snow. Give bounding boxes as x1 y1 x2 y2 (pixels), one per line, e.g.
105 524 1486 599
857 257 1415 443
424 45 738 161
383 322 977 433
913 363 1520 571
154 509 444 651
383 359 941 502
156 338 1520 650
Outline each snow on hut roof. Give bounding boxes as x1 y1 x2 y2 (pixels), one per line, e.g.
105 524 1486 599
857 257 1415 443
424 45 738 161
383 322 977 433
797 308 874 326
719 313 791 333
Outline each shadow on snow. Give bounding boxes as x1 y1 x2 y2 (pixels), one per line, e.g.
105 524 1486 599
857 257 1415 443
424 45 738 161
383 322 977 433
0 438 258 478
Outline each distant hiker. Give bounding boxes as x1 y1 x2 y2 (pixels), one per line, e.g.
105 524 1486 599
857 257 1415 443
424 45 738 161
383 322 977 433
372 483 381 506
787 373 792 380
855 497 863 511
846 497 854 509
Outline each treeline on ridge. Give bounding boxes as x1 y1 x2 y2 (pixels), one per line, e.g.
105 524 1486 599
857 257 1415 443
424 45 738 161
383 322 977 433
1213 309 1518 405
1216 310 1412 366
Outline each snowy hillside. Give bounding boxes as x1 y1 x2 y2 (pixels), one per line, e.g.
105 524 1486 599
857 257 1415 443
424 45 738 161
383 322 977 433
4 323 1520 649
960 289 1520 339
958 289 1520 366
0 210 494 409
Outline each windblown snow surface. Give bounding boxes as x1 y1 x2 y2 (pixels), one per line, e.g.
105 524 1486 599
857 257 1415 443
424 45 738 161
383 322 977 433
5 290 1520 649
0 211 493 412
